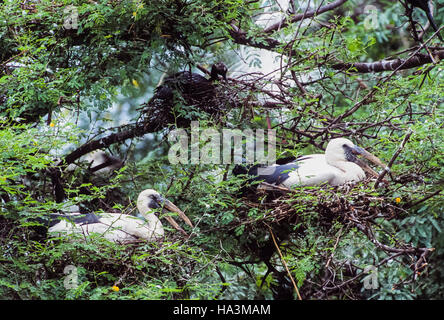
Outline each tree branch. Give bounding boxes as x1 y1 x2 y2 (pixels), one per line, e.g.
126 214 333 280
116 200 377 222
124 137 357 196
374 129 413 189
263 0 349 34
228 22 281 51
331 50 444 73
64 122 156 166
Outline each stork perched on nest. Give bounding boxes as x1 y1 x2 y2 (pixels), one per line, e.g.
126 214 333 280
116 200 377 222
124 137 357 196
44 189 193 243
234 138 387 189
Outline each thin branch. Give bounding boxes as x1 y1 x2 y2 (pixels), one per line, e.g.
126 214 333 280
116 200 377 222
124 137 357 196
405 189 443 209
374 129 413 188
64 122 156 166
263 0 348 34
331 50 444 73
267 225 302 300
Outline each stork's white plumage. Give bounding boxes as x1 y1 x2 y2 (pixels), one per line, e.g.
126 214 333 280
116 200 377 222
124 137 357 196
48 189 193 243
243 138 386 189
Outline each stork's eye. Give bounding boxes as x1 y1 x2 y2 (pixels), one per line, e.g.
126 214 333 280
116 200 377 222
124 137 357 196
152 194 163 204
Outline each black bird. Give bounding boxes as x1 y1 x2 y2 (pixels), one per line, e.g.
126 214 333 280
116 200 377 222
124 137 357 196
143 62 228 127
406 0 443 41
139 62 227 130
154 62 227 107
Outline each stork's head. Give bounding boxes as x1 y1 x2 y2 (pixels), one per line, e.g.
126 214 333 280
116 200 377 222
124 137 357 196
137 189 193 235
325 138 387 178
210 62 228 81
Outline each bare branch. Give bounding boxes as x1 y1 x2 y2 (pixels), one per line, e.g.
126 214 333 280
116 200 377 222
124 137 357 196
374 129 413 188
263 0 349 34
331 50 444 73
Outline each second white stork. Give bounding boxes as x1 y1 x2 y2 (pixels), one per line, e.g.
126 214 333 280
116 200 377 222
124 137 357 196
46 189 193 243
236 138 387 189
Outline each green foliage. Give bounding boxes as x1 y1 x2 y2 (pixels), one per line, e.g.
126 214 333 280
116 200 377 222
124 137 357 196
1 0 443 300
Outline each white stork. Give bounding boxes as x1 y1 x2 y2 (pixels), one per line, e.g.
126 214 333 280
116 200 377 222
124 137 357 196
239 138 387 189
47 189 193 243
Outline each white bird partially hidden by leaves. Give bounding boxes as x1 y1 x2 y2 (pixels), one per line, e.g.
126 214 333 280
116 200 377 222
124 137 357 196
46 189 193 243
236 138 387 189
65 150 123 175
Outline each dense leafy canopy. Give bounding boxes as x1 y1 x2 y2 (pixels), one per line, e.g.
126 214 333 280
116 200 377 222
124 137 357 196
0 0 443 300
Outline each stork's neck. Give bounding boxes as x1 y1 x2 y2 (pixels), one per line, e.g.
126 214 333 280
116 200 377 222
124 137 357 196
137 201 164 237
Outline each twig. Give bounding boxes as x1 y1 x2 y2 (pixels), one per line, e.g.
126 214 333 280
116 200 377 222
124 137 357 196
406 189 443 209
325 227 343 269
214 266 228 299
263 0 348 33
267 225 302 300
257 182 292 193
374 129 413 188
331 50 444 73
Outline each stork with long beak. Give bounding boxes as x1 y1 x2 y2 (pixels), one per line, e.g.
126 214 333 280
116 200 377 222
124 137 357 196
47 189 193 243
238 138 387 189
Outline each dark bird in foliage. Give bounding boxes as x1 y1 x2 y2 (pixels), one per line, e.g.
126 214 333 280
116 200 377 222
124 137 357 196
153 62 227 111
234 138 387 190
406 0 443 41
140 62 228 129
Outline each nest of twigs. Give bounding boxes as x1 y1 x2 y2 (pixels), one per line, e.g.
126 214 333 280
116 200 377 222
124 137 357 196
138 76 238 130
211 179 434 299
